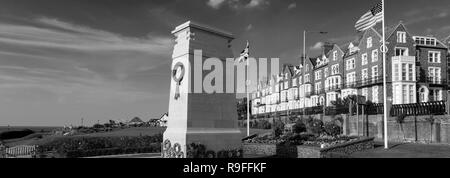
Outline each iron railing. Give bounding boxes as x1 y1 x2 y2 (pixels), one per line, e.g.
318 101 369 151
390 101 446 116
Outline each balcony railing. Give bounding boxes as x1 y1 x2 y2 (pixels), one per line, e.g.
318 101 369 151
251 101 446 118
343 76 384 89
427 77 447 86
345 82 357 88
325 84 343 92
313 88 325 95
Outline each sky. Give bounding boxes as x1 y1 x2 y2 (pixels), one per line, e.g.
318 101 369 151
0 0 450 126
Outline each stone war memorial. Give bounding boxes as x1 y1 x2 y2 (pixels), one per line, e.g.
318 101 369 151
162 21 242 158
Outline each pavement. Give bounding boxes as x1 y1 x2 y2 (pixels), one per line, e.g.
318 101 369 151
350 142 450 158
86 153 161 158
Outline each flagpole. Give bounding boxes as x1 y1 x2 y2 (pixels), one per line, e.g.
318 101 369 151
381 0 389 149
247 57 250 137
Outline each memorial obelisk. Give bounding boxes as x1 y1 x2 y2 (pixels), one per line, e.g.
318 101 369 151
162 21 242 158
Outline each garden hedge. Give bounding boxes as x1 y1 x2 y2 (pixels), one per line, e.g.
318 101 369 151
37 133 163 158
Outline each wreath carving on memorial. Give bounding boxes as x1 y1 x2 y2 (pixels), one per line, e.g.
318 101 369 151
162 139 184 158
172 62 185 100
186 143 243 158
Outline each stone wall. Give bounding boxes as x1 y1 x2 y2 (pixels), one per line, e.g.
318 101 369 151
243 137 374 158
244 113 450 144
243 143 276 157
342 114 450 144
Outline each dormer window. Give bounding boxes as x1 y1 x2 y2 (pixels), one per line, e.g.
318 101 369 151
333 51 338 61
367 37 373 48
414 36 437 46
397 31 406 43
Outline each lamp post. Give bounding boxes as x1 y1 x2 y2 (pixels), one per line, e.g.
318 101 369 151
303 30 328 117
303 30 328 66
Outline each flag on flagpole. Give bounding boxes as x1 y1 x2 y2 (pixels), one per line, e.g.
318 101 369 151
355 1 383 32
238 40 250 63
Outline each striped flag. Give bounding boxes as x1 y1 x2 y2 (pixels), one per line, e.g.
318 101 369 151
355 1 383 32
238 40 250 63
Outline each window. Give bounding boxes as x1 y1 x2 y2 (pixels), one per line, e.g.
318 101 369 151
402 85 408 104
315 70 322 81
324 68 329 78
362 53 368 65
333 51 338 61
428 51 441 63
367 37 373 48
428 67 441 84
372 66 379 82
331 64 339 75
362 68 368 83
304 74 310 83
362 88 368 101
346 72 356 87
402 64 407 81
372 49 378 62
415 36 437 46
372 86 379 103
315 83 322 94
394 64 400 81
397 31 406 43
431 89 442 101
305 64 309 72
346 58 355 70
409 85 414 103
395 47 408 56
292 78 297 87
408 64 414 81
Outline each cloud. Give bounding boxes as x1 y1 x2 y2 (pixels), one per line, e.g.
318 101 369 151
206 0 226 9
0 17 173 105
287 3 297 10
310 42 324 50
246 24 253 31
402 6 450 25
206 0 269 10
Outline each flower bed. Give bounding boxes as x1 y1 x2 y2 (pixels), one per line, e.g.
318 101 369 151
243 136 374 158
243 118 374 158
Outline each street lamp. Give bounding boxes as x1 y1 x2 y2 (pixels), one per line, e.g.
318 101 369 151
303 30 328 66
302 30 328 115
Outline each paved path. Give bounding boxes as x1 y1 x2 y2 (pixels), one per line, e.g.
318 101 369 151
86 153 161 158
351 142 450 158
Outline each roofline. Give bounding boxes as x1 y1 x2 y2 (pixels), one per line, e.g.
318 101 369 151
412 35 448 49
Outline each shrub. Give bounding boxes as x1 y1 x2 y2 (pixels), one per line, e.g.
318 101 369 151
306 119 324 135
260 120 272 129
324 122 342 137
292 121 306 134
273 120 285 138
37 134 163 158
283 133 316 145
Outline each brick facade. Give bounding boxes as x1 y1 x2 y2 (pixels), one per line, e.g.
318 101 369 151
251 22 450 117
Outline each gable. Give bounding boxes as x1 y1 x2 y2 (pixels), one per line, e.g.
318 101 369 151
387 23 414 42
358 28 382 49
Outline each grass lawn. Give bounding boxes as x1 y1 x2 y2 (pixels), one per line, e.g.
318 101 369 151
350 142 450 158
